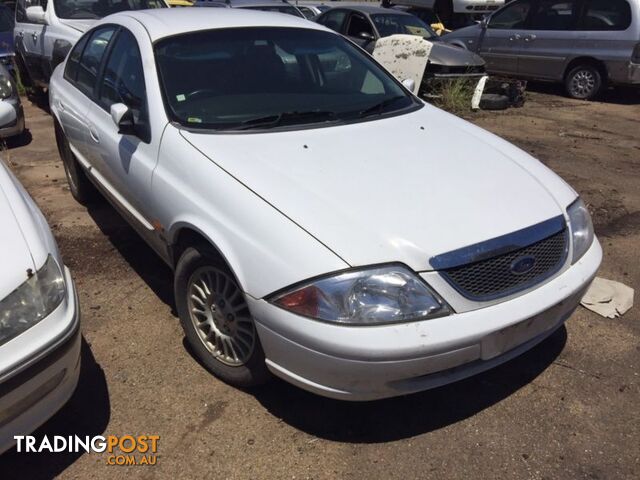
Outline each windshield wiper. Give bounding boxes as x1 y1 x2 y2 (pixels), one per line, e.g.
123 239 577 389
358 96 407 118
230 110 338 131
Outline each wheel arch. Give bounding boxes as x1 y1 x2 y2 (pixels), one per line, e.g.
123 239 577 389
564 56 608 83
168 223 246 293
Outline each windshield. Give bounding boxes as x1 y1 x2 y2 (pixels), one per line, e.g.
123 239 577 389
155 27 418 131
371 13 437 39
54 0 165 20
0 6 13 32
242 5 305 18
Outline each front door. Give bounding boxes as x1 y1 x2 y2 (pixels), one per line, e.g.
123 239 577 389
479 0 534 75
345 12 377 53
84 27 160 246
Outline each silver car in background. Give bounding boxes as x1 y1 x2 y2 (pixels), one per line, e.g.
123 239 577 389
443 0 640 99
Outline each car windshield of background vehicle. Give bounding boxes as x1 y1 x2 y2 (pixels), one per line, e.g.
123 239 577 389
242 5 305 18
155 27 419 131
53 0 165 20
371 13 438 39
0 6 13 32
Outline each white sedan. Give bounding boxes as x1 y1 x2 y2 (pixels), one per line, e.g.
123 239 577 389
49 9 600 401
0 160 81 453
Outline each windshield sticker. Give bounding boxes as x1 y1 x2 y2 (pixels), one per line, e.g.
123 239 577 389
187 117 202 123
176 94 186 102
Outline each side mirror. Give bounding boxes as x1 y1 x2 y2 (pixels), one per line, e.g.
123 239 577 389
480 16 489 29
110 103 136 136
358 31 375 42
401 78 416 93
26 6 47 24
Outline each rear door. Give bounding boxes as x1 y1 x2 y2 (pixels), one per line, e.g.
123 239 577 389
479 0 534 75
14 0 47 85
518 0 582 80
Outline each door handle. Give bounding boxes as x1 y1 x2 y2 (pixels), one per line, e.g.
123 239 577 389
56 100 65 112
17 30 24 38
31 32 38 42
89 126 100 143
509 34 522 41
524 34 537 42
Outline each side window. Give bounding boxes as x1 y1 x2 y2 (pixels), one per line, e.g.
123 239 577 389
346 14 374 38
99 29 150 142
16 0 48 24
579 0 632 31
76 27 116 96
488 0 532 29
64 33 89 83
318 9 347 33
530 1 578 30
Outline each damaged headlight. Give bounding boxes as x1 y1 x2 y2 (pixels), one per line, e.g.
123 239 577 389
270 265 450 325
567 198 595 264
0 256 66 347
0 74 13 99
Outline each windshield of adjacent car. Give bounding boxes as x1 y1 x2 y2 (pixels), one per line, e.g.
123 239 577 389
0 6 13 32
155 27 418 132
371 13 437 39
53 0 165 20
241 5 305 18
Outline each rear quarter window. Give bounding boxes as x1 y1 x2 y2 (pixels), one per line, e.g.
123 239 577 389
579 0 632 31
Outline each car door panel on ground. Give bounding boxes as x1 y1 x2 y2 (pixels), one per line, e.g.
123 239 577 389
14 0 47 85
479 0 533 75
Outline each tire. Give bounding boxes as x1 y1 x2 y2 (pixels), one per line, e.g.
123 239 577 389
565 64 603 100
479 93 510 111
54 120 99 204
174 245 270 388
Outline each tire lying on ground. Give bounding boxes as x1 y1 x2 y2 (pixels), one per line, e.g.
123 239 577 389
479 93 510 111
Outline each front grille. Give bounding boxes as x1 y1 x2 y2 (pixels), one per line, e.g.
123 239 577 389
442 230 568 301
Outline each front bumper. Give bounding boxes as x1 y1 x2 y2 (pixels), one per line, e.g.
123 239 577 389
250 239 602 401
0 267 81 454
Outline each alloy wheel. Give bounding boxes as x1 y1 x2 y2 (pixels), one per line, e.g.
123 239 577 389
187 266 256 366
570 69 596 98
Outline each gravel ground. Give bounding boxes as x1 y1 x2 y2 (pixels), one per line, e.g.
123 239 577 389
0 86 638 479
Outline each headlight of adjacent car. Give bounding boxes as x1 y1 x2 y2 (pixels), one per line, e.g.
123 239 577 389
0 255 66 347
567 198 594 264
270 265 451 325
0 74 13 100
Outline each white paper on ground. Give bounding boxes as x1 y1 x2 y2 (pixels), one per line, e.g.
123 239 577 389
372 35 432 95
580 277 634 318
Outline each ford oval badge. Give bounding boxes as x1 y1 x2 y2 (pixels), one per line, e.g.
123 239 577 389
510 255 536 275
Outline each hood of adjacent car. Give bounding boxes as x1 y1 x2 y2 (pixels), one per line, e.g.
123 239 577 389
0 165 35 301
58 18 97 34
429 40 484 67
181 105 568 272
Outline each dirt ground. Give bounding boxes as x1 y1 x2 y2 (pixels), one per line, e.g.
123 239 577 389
0 86 638 480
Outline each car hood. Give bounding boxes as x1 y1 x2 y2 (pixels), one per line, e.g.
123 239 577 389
58 18 98 34
429 40 484 67
0 165 35 301
181 105 574 272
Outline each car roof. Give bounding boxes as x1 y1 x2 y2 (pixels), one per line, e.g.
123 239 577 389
195 0 296 7
328 4 412 16
109 8 325 41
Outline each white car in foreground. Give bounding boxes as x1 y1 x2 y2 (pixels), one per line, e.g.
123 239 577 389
49 9 600 401
0 160 80 453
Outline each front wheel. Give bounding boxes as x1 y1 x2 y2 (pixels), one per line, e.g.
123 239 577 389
565 64 603 100
174 245 270 388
